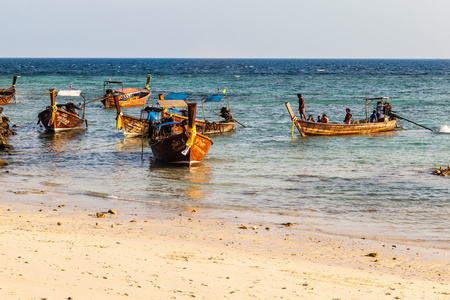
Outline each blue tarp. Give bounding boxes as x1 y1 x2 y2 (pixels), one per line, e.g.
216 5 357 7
154 121 182 128
204 94 225 102
164 93 191 100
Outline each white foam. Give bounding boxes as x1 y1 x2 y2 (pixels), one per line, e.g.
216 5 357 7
438 125 450 133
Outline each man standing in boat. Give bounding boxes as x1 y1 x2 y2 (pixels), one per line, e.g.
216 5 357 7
297 94 306 120
344 108 353 124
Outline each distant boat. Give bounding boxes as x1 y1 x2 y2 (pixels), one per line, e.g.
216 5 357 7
158 93 237 135
37 89 87 132
92 75 151 108
150 103 213 166
285 97 397 137
0 76 18 105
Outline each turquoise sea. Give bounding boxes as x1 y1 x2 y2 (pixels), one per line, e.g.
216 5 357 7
1 58 449 247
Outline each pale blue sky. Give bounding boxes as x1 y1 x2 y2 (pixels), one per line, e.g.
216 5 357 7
2 0 450 58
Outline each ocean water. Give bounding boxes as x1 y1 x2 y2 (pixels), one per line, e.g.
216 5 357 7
1 58 449 247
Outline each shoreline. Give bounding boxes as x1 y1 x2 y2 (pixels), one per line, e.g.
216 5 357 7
0 189 448 299
3 177 449 250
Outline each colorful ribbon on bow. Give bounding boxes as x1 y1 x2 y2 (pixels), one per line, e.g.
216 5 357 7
181 124 196 156
116 111 123 130
291 116 298 139
49 104 57 126
145 75 151 89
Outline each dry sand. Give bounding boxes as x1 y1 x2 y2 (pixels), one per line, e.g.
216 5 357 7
0 189 448 299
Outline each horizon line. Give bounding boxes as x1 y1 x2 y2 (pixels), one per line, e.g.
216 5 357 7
1 57 450 60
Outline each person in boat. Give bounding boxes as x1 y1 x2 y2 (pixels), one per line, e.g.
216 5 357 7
343 108 352 124
297 94 306 120
321 114 329 123
317 115 322 123
370 110 377 123
145 106 158 123
307 115 315 122
383 103 392 116
376 101 383 118
64 102 79 114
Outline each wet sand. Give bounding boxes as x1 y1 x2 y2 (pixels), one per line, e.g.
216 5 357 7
0 189 449 299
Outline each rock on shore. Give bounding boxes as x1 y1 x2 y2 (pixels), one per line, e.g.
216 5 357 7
0 126 15 151
0 106 16 153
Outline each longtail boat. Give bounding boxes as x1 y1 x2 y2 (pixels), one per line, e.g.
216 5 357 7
114 94 161 138
150 103 213 166
199 93 236 134
0 76 18 105
91 75 152 108
38 89 87 132
285 97 397 137
158 93 236 135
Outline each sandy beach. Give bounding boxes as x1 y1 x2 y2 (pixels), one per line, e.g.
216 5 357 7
0 188 448 299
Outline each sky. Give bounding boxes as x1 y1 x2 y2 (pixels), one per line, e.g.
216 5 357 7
2 0 450 59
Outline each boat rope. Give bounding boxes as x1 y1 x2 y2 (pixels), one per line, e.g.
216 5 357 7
10 126 40 141
7 116 38 128
14 91 30 103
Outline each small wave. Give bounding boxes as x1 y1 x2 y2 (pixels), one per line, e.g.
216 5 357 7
86 191 111 198
438 125 450 133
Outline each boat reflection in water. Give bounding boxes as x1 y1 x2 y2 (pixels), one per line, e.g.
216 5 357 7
149 160 212 202
115 136 150 152
39 129 86 154
36 130 87 180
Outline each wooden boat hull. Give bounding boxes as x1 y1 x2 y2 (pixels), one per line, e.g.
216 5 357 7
38 108 86 132
103 90 150 108
285 102 396 137
0 87 15 105
294 120 397 136
202 121 236 134
171 114 236 135
119 114 151 138
150 131 213 166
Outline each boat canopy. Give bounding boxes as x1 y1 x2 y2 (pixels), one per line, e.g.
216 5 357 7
58 90 82 97
204 94 225 102
115 88 140 94
164 93 191 100
158 100 188 108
